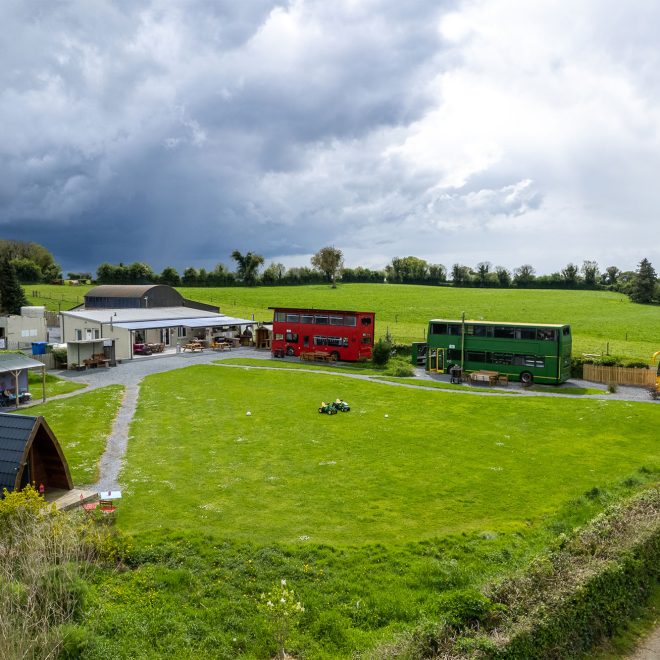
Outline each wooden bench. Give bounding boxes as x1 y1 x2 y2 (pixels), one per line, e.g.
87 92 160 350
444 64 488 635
212 341 231 351
470 370 500 386
84 354 110 368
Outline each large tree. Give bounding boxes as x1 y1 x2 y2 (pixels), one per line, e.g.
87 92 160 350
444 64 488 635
0 258 28 314
561 263 579 287
386 256 429 283
311 246 344 288
581 260 599 287
629 258 657 304
513 264 536 287
231 250 264 286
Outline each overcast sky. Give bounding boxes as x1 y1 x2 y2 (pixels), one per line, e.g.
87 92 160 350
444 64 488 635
2 0 659 276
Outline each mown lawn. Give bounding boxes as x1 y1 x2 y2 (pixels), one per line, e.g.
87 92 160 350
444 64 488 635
27 371 87 398
26 283 660 360
119 366 660 544
71 365 659 659
17 385 124 485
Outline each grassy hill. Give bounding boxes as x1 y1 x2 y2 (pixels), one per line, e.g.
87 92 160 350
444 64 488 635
26 283 660 359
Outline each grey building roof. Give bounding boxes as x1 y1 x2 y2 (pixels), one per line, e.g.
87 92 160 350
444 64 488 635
85 285 163 298
61 307 232 324
0 353 45 374
0 414 36 492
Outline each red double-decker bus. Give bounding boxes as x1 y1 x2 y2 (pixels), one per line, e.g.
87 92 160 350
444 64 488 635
270 307 376 361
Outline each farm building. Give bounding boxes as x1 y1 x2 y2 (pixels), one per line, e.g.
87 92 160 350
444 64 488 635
59 285 254 365
0 306 48 350
0 413 73 495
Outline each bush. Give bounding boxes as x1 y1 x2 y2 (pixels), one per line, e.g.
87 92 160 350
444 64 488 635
607 382 618 393
387 364 415 378
372 340 392 367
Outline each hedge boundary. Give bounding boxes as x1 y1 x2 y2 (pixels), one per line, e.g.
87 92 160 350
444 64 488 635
469 486 660 658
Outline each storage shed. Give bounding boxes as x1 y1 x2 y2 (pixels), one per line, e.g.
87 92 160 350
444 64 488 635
0 414 73 494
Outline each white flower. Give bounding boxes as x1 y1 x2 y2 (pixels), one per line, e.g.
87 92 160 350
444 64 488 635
280 597 286 603
281 578 287 586
267 601 273 607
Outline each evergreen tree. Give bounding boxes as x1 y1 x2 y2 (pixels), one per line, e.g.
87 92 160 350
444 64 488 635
0 258 28 314
629 258 657 304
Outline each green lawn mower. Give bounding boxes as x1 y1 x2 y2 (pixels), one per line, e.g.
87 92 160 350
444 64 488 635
318 399 350 414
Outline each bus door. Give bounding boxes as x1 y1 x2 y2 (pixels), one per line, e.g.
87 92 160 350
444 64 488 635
428 348 445 372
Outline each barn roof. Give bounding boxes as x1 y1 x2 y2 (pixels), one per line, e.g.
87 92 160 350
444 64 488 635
85 285 163 298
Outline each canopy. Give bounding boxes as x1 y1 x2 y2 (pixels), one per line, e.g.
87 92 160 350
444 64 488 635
112 316 253 331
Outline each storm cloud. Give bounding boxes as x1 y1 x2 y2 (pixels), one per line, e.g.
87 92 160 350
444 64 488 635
1 0 659 274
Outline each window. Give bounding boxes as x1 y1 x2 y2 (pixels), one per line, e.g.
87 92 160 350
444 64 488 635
471 325 493 337
466 351 486 362
178 326 186 338
515 328 536 340
285 332 298 342
538 329 557 341
562 326 571 336
275 312 286 322
448 324 462 335
314 336 327 346
286 314 300 323
342 337 349 347
430 323 447 335
275 333 284 341
490 352 513 365
494 326 515 339
330 316 343 326
315 315 329 325
300 314 314 324
75 329 83 341
361 316 372 326
514 354 544 368
448 349 461 361
327 336 343 346
343 316 357 327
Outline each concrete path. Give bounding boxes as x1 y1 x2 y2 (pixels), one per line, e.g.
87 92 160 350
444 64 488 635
628 625 660 660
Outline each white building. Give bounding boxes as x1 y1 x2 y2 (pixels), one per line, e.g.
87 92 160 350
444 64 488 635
0 306 48 350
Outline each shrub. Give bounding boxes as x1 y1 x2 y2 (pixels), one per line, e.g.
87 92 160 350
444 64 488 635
372 340 392 367
388 364 415 378
607 382 618 393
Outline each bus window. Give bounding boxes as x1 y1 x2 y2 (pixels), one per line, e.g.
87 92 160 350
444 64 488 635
447 324 462 335
562 326 571 336
466 351 486 362
275 333 284 340
515 328 536 340
344 316 357 326
314 336 327 345
330 316 343 325
491 352 513 365
315 315 329 325
275 312 286 322
300 314 314 324
303 336 309 347
361 317 372 326
286 314 300 323
494 326 515 339
538 329 556 341
285 332 298 342
430 323 447 335
342 338 349 347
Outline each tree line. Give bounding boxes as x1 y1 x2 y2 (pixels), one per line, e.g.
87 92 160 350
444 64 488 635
0 239 657 309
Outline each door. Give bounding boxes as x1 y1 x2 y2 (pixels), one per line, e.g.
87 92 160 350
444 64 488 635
429 348 445 372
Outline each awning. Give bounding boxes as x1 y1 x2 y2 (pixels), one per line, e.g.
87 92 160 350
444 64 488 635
0 353 45 373
111 316 253 331
66 338 113 344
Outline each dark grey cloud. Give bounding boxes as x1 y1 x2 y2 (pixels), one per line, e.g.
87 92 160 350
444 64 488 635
1 0 659 275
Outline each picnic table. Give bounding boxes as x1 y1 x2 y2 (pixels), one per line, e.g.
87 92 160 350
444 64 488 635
183 342 204 352
212 340 231 351
470 370 500 386
300 351 337 362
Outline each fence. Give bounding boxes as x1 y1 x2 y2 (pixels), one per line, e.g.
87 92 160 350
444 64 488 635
583 364 655 388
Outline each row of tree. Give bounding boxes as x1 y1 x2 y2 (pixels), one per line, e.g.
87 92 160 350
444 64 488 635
91 252 658 304
0 240 62 283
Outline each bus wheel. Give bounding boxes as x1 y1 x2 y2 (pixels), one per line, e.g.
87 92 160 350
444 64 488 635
330 351 340 361
520 371 533 385
286 347 295 356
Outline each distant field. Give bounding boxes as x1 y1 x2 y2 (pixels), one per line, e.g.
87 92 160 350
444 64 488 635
26 282 660 359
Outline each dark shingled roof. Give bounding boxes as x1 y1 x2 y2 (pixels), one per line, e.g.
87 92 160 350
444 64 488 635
0 414 37 492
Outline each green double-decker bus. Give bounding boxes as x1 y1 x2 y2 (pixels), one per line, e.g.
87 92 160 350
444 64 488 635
424 319 572 384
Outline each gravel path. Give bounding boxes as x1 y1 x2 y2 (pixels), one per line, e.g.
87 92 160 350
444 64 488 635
629 625 660 660
40 349 656 490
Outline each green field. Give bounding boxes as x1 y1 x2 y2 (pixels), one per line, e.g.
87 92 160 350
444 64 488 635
26 282 660 360
119 366 659 543
67 365 658 658
18 385 124 485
